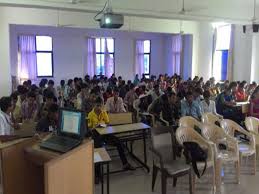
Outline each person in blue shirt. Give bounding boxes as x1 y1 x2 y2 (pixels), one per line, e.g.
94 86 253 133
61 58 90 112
181 91 202 120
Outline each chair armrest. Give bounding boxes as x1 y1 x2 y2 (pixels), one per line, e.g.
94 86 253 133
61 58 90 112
159 117 170 126
140 112 155 126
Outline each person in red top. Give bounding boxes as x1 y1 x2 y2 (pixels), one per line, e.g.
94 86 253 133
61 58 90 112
235 82 248 102
250 86 259 119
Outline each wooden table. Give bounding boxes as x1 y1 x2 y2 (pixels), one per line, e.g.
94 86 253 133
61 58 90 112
24 140 94 194
236 102 250 114
94 148 111 194
96 123 150 173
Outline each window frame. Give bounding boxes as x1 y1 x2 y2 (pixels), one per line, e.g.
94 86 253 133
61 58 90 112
95 37 115 76
143 40 151 77
35 35 54 78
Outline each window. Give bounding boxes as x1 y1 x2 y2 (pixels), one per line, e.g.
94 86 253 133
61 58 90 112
143 40 151 76
212 25 231 81
95 38 114 75
36 36 53 77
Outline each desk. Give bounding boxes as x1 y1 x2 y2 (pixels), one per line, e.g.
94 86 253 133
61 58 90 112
96 123 150 172
236 102 250 114
25 140 94 194
94 148 111 194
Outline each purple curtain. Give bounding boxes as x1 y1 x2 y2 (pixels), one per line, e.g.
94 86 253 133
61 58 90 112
104 39 114 78
135 40 145 75
86 37 96 77
172 35 182 75
18 35 37 81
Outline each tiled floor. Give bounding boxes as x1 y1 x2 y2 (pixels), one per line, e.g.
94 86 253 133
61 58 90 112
95 142 259 194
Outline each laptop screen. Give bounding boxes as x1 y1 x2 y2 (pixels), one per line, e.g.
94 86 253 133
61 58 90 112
60 110 82 135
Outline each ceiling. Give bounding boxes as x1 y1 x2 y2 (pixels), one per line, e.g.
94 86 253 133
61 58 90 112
0 0 258 23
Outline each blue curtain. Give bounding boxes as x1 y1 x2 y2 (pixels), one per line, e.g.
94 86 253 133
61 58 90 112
221 50 228 80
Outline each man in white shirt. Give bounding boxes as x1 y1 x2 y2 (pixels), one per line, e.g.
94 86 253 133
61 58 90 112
0 97 14 135
105 88 126 113
150 84 164 102
201 90 223 118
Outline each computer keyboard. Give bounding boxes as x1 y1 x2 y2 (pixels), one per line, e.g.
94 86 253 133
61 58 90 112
40 136 81 153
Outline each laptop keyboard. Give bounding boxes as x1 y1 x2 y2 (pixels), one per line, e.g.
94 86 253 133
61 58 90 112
41 136 81 153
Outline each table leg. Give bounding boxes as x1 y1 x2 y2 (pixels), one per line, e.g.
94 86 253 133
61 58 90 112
143 129 147 164
107 163 110 194
101 164 104 194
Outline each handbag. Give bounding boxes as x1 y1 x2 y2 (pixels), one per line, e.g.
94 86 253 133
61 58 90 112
183 141 208 178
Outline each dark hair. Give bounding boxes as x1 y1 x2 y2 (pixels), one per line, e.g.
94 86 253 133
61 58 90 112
74 77 79 83
10 92 18 101
81 83 88 89
27 80 32 85
95 97 103 105
167 91 176 98
48 80 54 86
113 87 119 93
45 91 55 99
68 79 73 86
17 85 28 95
186 91 193 98
154 84 159 89
228 82 237 89
48 103 59 113
129 83 135 90
30 84 38 92
203 90 211 98
194 87 203 95
27 91 36 99
0 97 12 112
60 80 65 86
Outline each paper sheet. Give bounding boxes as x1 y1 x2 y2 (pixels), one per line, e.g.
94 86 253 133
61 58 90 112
94 152 102 163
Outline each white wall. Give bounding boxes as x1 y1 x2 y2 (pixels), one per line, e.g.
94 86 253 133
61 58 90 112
10 25 169 83
233 25 252 82
0 6 212 96
196 22 214 81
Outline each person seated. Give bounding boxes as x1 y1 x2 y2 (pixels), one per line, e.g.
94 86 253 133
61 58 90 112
0 97 16 135
43 80 58 99
88 97 134 171
216 85 244 124
105 88 126 113
181 91 202 120
133 74 140 86
150 84 163 101
193 87 203 111
250 86 259 119
235 82 248 102
37 91 55 120
21 91 38 121
201 91 223 118
76 83 90 110
124 83 138 112
103 87 113 103
149 92 180 126
36 103 59 132
10 92 22 123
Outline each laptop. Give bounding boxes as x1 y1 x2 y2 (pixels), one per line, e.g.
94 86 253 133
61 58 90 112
40 108 87 153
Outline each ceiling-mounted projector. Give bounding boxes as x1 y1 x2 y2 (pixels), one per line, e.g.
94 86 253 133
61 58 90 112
100 13 124 29
95 0 124 29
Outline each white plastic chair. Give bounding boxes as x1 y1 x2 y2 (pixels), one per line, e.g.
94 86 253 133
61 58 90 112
201 112 222 124
245 117 259 160
179 116 203 129
175 126 216 193
221 119 256 174
201 123 240 186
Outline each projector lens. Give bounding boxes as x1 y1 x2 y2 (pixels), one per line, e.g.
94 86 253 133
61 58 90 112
105 18 111 24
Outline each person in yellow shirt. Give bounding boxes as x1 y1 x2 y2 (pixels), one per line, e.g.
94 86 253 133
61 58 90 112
88 97 135 172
